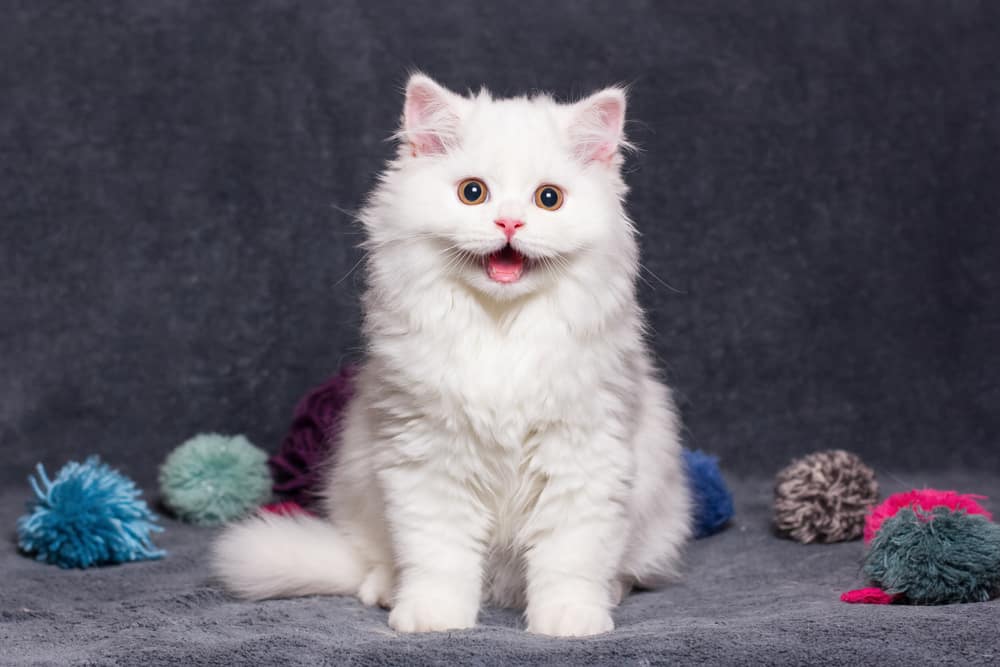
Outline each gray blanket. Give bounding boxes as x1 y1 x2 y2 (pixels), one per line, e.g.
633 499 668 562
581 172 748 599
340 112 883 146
4 473 997 666
3 1 999 665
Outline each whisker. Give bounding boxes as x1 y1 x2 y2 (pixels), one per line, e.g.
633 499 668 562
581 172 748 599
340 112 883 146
634 269 657 292
330 202 362 221
332 254 368 288
440 247 473 276
638 262 685 294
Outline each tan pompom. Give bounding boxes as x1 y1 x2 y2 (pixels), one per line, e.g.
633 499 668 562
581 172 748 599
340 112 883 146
773 450 879 543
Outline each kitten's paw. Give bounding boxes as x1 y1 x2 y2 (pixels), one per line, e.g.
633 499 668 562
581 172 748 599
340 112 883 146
357 565 393 609
527 603 614 637
611 579 633 606
388 597 477 633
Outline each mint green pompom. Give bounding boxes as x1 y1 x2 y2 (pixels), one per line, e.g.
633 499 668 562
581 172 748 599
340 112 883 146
159 434 271 525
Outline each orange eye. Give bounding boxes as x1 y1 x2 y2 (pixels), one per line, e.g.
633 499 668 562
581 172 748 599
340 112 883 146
534 185 564 210
458 178 488 205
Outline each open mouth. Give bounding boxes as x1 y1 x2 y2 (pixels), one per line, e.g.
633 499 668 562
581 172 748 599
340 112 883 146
486 244 525 284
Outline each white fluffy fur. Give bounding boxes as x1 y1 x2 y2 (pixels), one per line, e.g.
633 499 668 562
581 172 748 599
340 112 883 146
212 74 692 637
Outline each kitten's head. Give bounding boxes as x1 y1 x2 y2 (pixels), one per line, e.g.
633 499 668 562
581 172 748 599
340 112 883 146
363 73 637 306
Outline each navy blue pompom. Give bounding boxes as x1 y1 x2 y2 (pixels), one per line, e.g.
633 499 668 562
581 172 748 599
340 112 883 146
684 449 735 538
17 457 166 568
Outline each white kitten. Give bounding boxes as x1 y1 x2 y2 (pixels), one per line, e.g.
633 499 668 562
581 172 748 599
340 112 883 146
212 74 692 637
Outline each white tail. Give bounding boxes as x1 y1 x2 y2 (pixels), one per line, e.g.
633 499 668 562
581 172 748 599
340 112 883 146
211 513 366 600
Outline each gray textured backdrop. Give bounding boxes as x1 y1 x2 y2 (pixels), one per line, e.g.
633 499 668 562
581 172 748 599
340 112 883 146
2 1 999 490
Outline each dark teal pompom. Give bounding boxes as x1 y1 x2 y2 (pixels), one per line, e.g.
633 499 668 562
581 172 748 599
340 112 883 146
17 457 165 569
863 507 1000 604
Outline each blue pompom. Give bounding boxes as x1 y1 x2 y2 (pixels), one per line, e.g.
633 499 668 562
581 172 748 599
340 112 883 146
17 457 166 568
684 449 735 538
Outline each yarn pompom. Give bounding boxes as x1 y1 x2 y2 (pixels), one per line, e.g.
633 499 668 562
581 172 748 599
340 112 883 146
843 489 1000 604
17 457 165 569
683 449 734 538
840 587 899 604
864 489 991 543
269 365 357 507
261 500 315 517
159 433 271 525
773 449 879 543
862 506 1000 604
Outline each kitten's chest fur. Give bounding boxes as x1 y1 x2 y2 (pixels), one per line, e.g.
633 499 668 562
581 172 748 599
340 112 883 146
374 291 613 447
369 288 629 544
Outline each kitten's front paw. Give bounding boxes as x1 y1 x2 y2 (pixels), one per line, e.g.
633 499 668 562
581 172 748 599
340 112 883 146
357 565 393 609
527 603 614 637
388 597 477 633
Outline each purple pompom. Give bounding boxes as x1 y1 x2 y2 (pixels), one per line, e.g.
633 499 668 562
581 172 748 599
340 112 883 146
268 365 357 507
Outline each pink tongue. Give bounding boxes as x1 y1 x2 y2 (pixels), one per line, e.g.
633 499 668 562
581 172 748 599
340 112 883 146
487 246 524 283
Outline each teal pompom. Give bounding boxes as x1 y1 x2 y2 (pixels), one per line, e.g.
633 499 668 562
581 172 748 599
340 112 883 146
863 507 1000 604
159 433 271 525
17 457 165 568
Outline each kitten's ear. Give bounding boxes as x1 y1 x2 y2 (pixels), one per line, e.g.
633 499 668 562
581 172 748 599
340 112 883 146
568 87 629 165
402 73 464 156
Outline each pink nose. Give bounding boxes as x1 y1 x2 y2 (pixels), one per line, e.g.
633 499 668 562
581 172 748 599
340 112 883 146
495 218 524 241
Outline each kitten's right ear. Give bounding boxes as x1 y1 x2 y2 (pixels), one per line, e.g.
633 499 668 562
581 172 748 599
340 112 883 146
568 87 630 165
402 73 464 157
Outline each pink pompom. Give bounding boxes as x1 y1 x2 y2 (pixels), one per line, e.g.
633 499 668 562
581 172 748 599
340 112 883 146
841 587 899 604
260 500 315 517
864 489 992 543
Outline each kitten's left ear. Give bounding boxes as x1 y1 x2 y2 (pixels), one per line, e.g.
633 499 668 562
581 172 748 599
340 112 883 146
568 87 629 165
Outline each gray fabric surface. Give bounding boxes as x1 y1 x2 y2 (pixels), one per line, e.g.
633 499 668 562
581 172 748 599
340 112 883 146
4 473 998 666
3 1 1000 665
